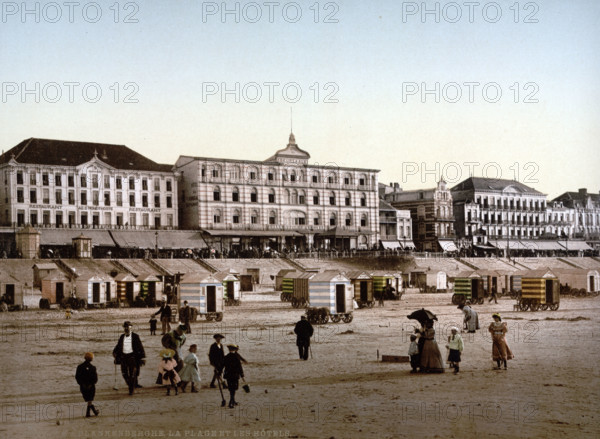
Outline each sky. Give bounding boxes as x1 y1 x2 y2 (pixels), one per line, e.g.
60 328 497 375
1 0 599 199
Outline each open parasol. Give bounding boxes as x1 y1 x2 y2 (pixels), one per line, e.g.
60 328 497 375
407 308 438 326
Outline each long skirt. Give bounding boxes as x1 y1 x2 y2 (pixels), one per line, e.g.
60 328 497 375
492 336 514 361
420 339 445 372
447 349 461 363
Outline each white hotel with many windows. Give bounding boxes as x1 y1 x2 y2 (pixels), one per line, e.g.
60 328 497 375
175 133 380 252
0 138 178 229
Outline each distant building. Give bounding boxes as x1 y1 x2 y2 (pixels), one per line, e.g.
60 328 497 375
0 138 178 230
175 133 380 252
553 188 600 251
383 180 455 252
451 177 548 255
377 198 414 250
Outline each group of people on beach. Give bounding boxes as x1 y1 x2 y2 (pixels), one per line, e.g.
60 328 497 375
407 309 514 374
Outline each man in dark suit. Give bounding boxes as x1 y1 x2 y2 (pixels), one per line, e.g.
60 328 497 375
154 301 172 335
180 300 192 334
223 344 245 408
294 315 314 360
113 321 146 395
208 333 226 388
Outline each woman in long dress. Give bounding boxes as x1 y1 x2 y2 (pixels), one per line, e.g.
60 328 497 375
458 304 479 333
488 313 514 370
419 320 445 373
180 344 201 393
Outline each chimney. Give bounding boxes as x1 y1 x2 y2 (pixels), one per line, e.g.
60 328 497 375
578 188 587 196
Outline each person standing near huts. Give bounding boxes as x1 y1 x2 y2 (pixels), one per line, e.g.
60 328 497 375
458 304 480 333
75 352 99 417
180 344 201 393
180 300 192 334
154 301 172 335
294 315 314 360
488 313 514 370
418 320 445 373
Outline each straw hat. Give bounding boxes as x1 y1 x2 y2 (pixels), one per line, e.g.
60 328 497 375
227 344 239 351
159 348 175 358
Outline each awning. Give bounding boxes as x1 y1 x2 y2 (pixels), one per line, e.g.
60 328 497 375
558 240 592 251
111 231 157 248
519 240 563 251
203 229 302 237
438 240 458 252
401 241 416 249
489 240 528 250
40 229 115 247
380 240 401 249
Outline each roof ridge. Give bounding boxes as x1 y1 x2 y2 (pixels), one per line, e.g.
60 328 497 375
14 138 34 161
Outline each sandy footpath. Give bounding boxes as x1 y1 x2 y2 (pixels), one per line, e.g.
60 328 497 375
1 289 599 439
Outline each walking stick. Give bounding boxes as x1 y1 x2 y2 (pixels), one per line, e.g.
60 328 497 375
216 376 226 407
309 345 313 359
113 362 119 390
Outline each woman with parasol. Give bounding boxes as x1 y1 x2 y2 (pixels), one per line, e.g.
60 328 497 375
408 309 445 373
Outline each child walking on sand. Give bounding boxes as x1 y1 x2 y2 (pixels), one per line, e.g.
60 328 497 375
158 349 180 395
446 327 464 374
408 334 420 373
180 344 201 393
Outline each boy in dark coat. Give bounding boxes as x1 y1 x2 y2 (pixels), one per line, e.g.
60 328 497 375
209 334 226 388
75 352 99 417
223 344 245 408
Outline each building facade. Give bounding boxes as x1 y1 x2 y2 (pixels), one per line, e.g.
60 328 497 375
378 199 414 250
383 180 455 252
175 133 379 252
553 189 600 241
0 138 178 230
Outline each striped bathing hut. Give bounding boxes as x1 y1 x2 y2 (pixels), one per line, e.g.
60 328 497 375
179 272 224 321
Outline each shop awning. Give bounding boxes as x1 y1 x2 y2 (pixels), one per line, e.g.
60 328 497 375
489 240 528 250
39 229 115 247
401 241 416 249
380 240 401 249
438 240 458 252
203 229 302 237
111 231 157 248
520 240 563 251
558 240 592 251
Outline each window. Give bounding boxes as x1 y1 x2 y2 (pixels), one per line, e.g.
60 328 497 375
359 178 365 186
68 191 75 205
67 175 74 187
92 175 98 188
268 192 275 203
80 175 87 188
30 172 36 185
142 214 149 227
344 177 350 185
16 172 23 184
30 189 37 203
233 213 240 224
92 191 98 206
142 194 148 207
313 194 319 205
17 211 25 226
116 192 123 206
116 177 122 189
268 173 274 181
41 210 50 225
129 193 135 207
129 213 136 227
296 217 306 225
330 215 336 226
212 169 219 178
361 216 367 227
55 190 62 205
104 192 110 206
166 179 172 191
345 194 351 206
17 189 24 203
55 174 62 186
250 190 258 203
232 189 239 202
142 179 148 190
154 195 160 208
43 189 49 204
290 174 296 182
129 177 135 189
213 187 221 201
56 212 63 226
30 212 38 226
251 212 258 224
43 173 49 186
104 212 111 225
167 214 173 227
345 215 352 226
250 171 256 180
314 216 320 226
166 196 172 208
269 212 276 225
312 175 318 183
360 195 367 207
329 193 336 205
81 192 87 205
116 213 123 226
154 178 160 191
213 211 221 223
299 194 305 204
328 175 334 184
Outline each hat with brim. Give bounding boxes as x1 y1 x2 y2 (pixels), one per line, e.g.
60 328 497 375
226 344 239 350
159 348 175 358
213 334 225 340
450 326 459 332
492 313 501 320
123 321 133 328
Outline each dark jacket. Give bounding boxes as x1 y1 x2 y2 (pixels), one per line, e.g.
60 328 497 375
223 352 244 381
113 332 146 363
155 304 172 320
209 342 225 370
294 319 314 346
75 360 97 388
